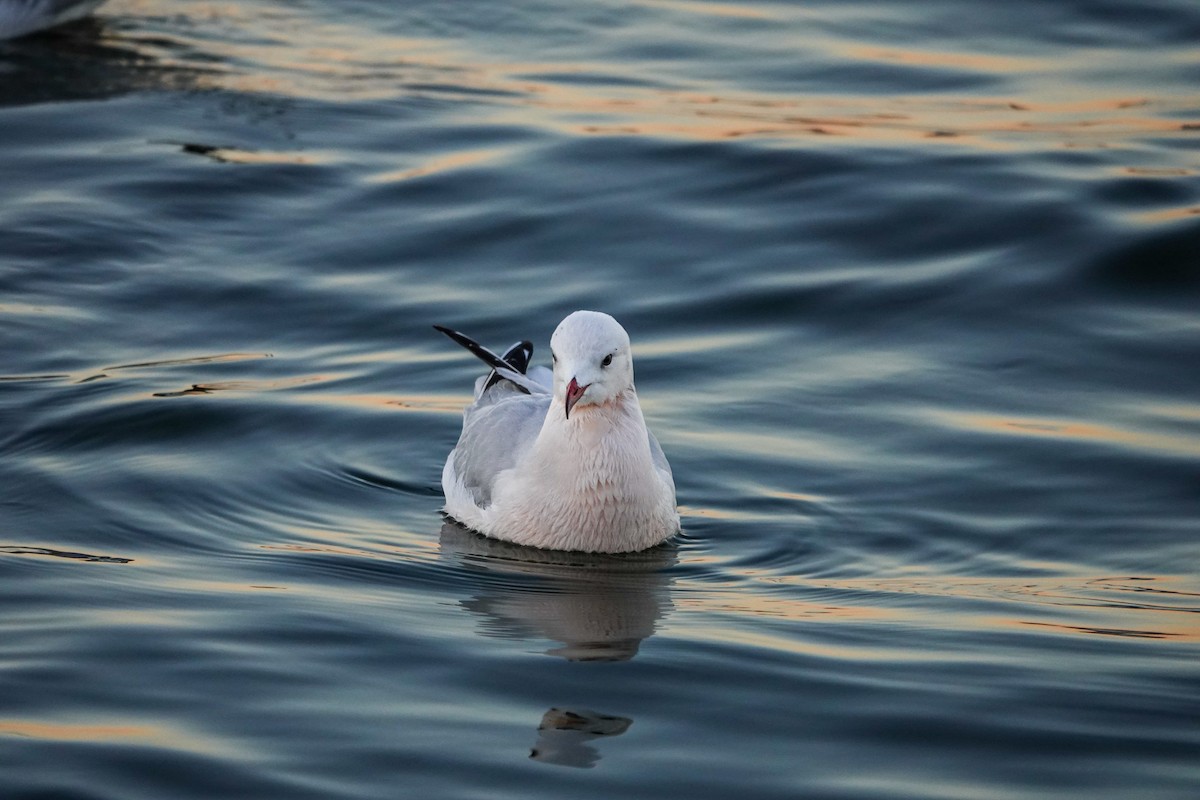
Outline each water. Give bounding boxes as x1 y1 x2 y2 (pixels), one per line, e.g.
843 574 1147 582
2 1 1198 797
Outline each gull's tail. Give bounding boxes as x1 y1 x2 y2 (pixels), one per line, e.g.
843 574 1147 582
434 325 533 395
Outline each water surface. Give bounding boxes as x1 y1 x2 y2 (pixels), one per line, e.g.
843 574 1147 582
2 1 1198 798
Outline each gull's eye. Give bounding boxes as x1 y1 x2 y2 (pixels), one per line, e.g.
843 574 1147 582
551 351 557 363
601 354 613 367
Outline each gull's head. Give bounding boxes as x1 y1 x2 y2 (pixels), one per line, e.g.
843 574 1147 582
550 310 634 419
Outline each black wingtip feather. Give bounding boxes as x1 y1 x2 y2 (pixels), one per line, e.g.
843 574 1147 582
435 325 534 395
483 340 533 391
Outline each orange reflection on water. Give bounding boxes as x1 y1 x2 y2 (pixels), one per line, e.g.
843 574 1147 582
677 505 746 520
869 575 1199 642
635 331 773 358
116 0 462 101
368 148 510 184
989 579 1200 642
299 392 467 415
842 44 1047 73
1019 620 1198 641
1 720 157 741
963 609 1200 644
933 410 1200 458
152 374 330 397
104 2 1198 151
88 2 1199 163
179 144 334 166
503 76 1197 148
680 591 897 625
764 489 828 504
261 532 440 561
1146 403 1200 422
1135 205 1200 224
676 571 1200 660
631 0 772 20
1 717 241 757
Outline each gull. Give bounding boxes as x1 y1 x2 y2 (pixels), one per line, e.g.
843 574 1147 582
0 0 106 40
436 310 679 553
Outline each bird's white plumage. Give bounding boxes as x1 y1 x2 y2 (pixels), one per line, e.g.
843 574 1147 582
0 0 105 40
441 311 679 553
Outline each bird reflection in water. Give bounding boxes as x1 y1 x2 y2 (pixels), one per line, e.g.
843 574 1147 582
529 708 632 769
438 520 676 767
437 520 677 662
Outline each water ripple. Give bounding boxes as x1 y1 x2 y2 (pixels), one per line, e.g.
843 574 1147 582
3 1 1199 798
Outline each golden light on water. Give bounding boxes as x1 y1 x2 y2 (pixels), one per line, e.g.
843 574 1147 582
1 720 159 741
0 718 237 756
1135 205 1200 224
676 573 1200 648
932 410 1200 459
840 45 1048 73
368 149 510 184
104 1 1197 152
632 0 773 21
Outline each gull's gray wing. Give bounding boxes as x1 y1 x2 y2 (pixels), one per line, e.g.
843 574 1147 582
452 390 552 507
647 430 675 496
437 323 557 507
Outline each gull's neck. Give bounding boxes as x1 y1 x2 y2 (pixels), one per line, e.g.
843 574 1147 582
532 390 658 508
489 388 675 553
548 388 642 437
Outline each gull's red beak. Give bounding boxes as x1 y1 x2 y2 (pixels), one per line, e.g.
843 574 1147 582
564 377 589 419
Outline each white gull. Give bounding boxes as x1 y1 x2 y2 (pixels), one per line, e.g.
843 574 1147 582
436 310 679 553
0 0 106 40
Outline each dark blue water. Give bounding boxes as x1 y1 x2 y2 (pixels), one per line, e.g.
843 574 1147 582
2 1 1198 797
